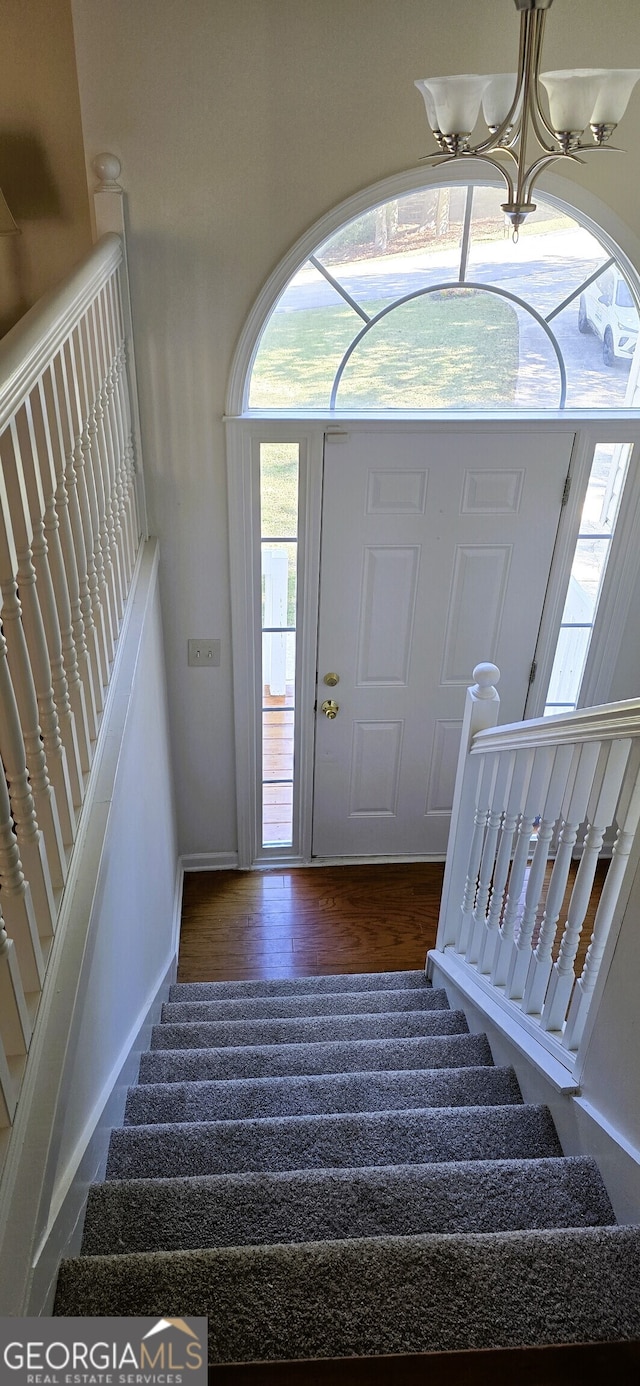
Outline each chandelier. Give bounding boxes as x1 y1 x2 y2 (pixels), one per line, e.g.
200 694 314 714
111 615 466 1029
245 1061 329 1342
415 0 640 239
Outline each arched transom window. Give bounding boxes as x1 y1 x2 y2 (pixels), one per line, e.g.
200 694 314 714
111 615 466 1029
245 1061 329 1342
249 183 639 411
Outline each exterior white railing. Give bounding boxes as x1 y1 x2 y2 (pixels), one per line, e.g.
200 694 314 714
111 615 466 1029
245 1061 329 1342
436 665 640 1072
0 232 142 1131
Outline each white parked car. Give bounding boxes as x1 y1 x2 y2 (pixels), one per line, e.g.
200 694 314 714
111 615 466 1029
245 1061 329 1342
578 267 639 367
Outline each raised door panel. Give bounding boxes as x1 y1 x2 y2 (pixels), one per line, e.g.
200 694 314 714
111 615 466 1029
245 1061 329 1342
313 429 572 858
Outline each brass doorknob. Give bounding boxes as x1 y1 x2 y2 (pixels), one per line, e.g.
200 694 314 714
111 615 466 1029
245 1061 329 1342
323 672 339 687
321 699 339 719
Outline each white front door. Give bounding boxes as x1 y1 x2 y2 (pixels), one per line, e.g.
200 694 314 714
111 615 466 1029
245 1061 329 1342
312 428 573 857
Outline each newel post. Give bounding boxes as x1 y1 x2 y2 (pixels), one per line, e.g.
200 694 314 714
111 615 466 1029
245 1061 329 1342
92 154 148 542
434 663 500 953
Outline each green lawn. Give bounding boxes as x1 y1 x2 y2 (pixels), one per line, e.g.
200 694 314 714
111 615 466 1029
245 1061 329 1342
251 290 520 409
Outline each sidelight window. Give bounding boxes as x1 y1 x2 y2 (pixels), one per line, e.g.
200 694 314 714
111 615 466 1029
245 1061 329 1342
544 442 634 715
260 442 299 847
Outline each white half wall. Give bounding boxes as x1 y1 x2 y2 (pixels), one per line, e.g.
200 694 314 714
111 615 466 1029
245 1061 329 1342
0 540 180 1315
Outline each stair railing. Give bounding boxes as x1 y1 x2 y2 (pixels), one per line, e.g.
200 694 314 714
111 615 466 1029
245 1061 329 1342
0 228 143 1133
436 664 640 1072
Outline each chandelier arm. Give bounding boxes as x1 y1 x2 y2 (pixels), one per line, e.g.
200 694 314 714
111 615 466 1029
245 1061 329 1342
417 150 515 203
463 154 516 202
522 150 583 202
471 5 529 154
488 145 520 169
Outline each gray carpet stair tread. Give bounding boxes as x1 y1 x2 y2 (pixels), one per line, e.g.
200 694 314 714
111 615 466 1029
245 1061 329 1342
169 970 430 1002
161 986 450 1023
81 1156 615 1256
105 1104 561 1180
138 1031 493 1084
124 1065 523 1126
151 1008 468 1052
55 1226 640 1360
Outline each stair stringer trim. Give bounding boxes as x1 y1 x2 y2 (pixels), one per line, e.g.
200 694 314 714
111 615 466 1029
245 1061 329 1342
429 950 640 1224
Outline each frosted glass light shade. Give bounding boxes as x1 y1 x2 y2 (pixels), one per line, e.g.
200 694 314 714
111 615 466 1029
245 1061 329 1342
414 80 440 131
590 69 640 124
416 74 489 135
482 73 519 128
540 69 606 133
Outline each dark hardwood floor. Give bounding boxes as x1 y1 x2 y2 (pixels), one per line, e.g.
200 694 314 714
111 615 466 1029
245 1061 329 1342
178 863 443 983
177 858 607 985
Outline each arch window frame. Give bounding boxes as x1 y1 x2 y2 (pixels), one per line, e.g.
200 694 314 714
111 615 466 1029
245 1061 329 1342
228 165 640 419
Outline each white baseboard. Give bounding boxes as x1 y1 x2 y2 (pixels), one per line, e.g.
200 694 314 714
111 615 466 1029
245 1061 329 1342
181 853 445 871
181 852 239 871
27 955 176 1316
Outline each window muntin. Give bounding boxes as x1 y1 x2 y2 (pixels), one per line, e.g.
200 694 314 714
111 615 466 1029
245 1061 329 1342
249 183 639 411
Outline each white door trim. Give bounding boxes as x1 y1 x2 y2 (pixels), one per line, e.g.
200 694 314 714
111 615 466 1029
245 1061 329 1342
226 415 640 868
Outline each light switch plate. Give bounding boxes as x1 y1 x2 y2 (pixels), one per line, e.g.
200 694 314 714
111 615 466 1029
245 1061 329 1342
188 639 221 667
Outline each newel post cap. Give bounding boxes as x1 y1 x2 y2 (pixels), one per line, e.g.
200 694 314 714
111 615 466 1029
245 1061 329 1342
471 662 500 699
92 153 123 192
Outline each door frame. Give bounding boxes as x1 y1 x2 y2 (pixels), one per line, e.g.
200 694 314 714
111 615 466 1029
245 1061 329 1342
226 413 640 868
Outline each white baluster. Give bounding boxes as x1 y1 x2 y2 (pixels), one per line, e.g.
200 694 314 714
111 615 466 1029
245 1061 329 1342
112 271 141 555
78 297 120 637
9 408 76 848
76 311 116 661
93 294 125 620
438 663 500 950
468 753 511 965
0 746 43 992
0 914 32 1061
505 746 557 1000
74 319 119 661
522 742 579 1014
564 821 636 1052
37 371 93 775
69 321 112 678
61 337 107 711
543 739 630 1034
490 748 538 987
0 431 66 888
101 282 134 586
47 356 99 740
0 625 55 939
523 820 577 1014
28 379 84 807
506 819 554 999
0 1038 15 1127
477 751 520 974
458 763 491 957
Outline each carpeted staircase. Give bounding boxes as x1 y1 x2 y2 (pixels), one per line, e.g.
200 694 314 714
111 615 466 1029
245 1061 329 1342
54 969 640 1364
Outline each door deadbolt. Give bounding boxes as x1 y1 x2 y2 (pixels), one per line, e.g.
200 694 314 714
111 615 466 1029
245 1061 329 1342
323 672 339 686
321 699 339 719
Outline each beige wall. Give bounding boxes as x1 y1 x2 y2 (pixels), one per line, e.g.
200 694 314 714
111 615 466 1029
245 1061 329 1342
70 0 640 855
0 0 92 334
